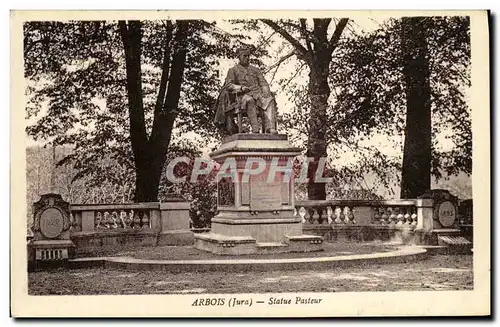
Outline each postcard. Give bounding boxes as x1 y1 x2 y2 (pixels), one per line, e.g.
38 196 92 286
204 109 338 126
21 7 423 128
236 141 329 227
11 10 490 317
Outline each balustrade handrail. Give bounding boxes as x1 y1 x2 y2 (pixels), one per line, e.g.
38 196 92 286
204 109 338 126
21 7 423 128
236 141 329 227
70 202 161 211
295 199 418 207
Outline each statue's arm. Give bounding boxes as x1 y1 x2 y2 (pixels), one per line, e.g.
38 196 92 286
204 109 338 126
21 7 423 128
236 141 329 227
256 68 271 96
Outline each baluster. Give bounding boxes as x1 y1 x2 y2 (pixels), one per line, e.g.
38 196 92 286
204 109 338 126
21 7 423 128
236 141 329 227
349 207 356 224
95 211 103 229
339 207 346 224
106 211 113 229
404 208 411 226
388 207 396 226
326 206 333 224
126 210 134 228
303 208 311 224
311 208 320 224
293 207 298 217
111 211 119 229
411 211 418 226
380 207 388 225
133 211 141 229
102 211 108 229
373 207 381 224
334 206 342 224
396 207 404 227
343 206 350 224
119 210 127 228
298 206 307 223
142 211 150 228
320 208 328 225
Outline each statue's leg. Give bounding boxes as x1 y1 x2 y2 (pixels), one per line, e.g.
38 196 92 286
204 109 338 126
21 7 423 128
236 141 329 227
263 100 278 134
242 95 260 133
225 114 237 135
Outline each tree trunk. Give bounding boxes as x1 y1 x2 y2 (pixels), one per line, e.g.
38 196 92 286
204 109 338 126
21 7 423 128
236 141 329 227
306 62 330 200
133 21 189 202
134 153 163 202
260 18 348 201
400 17 432 199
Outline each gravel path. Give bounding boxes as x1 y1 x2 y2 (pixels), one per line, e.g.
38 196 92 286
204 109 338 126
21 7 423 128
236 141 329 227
28 255 472 295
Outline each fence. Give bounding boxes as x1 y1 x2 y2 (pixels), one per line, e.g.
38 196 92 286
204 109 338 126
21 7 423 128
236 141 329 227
29 195 472 255
294 199 426 242
68 202 192 255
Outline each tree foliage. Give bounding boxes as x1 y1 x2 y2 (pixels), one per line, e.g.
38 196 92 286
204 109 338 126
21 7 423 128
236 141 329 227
280 16 471 198
24 19 248 201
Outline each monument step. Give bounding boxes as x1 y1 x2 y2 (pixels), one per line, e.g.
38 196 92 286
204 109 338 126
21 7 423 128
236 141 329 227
193 232 256 244
437 235 472 254
255 242 291 254
432 229 462 235
256 242 289 248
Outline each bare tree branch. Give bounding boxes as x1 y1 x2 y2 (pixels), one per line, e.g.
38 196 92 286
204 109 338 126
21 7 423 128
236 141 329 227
153 20 173 117
299 19 313 53
327 18 349 54
280 62 307 90
261 19 311 64
263 50 296 73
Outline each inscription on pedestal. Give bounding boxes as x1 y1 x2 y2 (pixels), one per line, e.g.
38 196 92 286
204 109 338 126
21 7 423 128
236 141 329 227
250 175 282 211
438 201 456 227
39 207 64 238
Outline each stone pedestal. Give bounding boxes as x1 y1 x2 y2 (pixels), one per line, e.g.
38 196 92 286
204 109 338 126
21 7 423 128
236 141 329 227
414 189 471 253
194 134 323 255
28 194 76 271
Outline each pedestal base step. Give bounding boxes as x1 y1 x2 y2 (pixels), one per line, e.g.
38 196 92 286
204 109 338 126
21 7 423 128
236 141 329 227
194 232 324 255
284 235 324 253
28 239 76 271
438 235 472 254
420 229 472 254
255 242 290 254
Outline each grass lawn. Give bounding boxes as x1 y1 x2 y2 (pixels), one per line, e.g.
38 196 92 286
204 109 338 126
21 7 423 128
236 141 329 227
28 255 472 295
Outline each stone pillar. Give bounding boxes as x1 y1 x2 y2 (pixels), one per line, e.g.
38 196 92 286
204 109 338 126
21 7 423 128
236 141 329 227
415 189 464 246
149 208 162 232
28 193 75 271
419 189 460 230
415 198 434 233
157 196 193 246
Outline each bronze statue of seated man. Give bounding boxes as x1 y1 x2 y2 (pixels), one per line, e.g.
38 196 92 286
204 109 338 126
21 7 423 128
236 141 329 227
214 46 278 135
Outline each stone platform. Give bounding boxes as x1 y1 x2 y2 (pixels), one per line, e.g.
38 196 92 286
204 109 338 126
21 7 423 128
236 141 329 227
194 133 324 255
194 232 324 255
68 246 428 272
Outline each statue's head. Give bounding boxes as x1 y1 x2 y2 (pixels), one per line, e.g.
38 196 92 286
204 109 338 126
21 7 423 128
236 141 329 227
236 46 252 67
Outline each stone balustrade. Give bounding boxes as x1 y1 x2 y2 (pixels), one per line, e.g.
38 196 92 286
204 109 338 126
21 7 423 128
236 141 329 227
294 199 428 243
69 203 160 233
67 202 193 255
294 199 418 228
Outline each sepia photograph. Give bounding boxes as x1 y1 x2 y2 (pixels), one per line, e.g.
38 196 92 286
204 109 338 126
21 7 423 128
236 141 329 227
10 10 490 317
